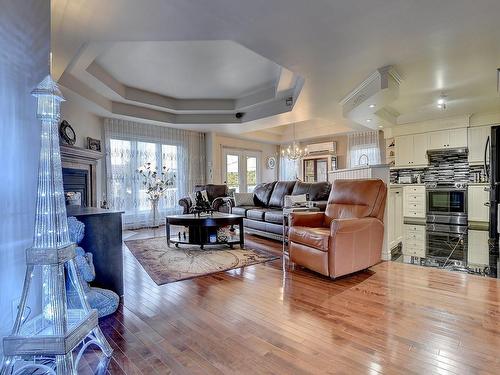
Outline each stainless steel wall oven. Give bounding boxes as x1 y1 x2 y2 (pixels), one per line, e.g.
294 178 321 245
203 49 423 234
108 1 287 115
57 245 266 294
426 182 468 266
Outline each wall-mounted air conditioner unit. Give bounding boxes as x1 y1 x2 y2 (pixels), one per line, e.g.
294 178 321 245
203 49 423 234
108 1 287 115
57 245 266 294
306 141 336 155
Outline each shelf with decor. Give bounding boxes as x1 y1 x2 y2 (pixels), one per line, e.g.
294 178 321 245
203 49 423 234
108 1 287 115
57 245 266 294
385 137 396 167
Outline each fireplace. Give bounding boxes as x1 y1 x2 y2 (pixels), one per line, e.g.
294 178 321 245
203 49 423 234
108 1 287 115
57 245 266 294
63 168 89 206
60 144 103 207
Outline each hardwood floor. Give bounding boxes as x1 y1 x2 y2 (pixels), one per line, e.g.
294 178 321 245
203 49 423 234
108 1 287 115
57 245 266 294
81 228 500 374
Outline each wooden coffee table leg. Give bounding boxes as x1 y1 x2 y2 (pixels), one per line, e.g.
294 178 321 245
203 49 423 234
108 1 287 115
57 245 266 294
239 220 244 248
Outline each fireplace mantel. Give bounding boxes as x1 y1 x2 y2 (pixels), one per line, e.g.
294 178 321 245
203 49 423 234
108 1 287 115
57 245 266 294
61 144 104 207
60 144 103 162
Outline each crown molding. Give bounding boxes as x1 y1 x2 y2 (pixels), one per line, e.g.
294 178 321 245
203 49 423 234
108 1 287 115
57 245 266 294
339 65 401 105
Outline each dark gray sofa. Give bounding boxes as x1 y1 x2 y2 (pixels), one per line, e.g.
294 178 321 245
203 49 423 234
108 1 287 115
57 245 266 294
231 180 331 241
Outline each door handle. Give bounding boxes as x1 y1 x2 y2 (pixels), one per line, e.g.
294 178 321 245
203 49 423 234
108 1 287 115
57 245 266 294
484 136 490 181
484 202 490 207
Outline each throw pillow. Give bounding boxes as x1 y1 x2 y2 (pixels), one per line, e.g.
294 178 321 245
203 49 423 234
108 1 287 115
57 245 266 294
284 194 307 208
233 192 254 207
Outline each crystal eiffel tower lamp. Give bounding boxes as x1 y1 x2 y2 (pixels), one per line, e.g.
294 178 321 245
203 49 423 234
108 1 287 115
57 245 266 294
0 75 113 374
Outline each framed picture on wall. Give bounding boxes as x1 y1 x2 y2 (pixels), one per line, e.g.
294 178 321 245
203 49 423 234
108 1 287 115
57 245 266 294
87 137 101 152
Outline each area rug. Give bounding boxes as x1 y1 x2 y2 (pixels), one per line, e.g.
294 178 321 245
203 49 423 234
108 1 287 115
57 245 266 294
124 237 279 285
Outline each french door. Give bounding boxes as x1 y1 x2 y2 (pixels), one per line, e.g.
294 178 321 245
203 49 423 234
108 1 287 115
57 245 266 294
222 148 261 193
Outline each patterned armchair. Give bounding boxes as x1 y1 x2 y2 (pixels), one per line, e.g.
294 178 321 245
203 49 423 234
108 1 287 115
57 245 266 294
178 184 233 214
66 216 119 318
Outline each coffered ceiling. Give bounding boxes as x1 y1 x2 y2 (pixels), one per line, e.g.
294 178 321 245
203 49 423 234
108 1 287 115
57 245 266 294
52 0 500 142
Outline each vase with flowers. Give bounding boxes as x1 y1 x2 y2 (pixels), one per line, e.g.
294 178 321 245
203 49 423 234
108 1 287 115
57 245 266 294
137 162 176 227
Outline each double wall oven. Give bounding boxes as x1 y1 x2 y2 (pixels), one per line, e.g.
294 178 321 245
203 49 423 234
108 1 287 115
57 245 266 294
426 182 468 265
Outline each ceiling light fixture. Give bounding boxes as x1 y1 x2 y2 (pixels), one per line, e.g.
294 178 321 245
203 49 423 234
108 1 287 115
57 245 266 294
437 94 447 110
281 123 308 161
369 104 376 108
366 119 372 122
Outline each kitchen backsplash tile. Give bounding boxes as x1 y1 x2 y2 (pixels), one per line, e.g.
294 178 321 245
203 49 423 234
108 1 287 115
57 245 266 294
426 150 469 183
390 149 485 184
390 168 426 184
469 164 489 183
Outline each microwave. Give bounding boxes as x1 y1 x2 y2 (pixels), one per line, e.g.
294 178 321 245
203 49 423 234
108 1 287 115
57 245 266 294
398 176 413 184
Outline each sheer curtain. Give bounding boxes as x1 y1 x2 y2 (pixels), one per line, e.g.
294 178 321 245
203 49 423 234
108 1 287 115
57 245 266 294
347 131 381 168
104 119 205 228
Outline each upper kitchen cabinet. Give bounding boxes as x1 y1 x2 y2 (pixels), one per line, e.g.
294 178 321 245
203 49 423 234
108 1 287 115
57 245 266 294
468 125 491 164
395 133 429 167
413 133 429 165
428 128 467 150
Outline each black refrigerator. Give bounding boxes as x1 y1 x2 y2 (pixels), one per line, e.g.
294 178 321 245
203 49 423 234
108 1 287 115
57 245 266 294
487 126 500 277
489 126 500 240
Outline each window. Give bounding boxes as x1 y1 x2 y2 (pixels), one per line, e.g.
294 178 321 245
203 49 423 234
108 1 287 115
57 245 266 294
347 131 381 168
105 118 206 229
222 148 261 193
108 138 179 227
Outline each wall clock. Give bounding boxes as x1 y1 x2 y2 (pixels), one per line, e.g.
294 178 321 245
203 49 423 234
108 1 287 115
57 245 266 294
266 156 276 169
59 120 76 145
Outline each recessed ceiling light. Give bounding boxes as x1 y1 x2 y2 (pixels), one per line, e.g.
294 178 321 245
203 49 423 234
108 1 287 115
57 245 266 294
378 125 383 128
366 119 372 122
369 104 376 108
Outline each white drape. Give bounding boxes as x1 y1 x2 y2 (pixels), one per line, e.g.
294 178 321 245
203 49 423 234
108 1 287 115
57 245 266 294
104 118 205 228
347 131 381 168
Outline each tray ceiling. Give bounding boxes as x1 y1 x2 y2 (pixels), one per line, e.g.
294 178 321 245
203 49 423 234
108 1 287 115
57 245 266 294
52 0 500 140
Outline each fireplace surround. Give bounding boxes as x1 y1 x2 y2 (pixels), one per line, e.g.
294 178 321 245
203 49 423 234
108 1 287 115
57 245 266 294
61 144 103 207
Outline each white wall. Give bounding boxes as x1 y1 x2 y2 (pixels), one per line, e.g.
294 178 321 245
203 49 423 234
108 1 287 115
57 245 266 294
60 88 103 149
0 0 50 358
210 134 279 184
60 88 105 202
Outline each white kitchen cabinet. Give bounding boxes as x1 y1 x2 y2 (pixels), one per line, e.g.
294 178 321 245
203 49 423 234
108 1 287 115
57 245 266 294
428 128 467 150
467 230 489 266
395 135 413 166
403 185 426 218
468 125 491 164
387 187 404 250
403 224 426 257
413 133 429 165
449 128 467 148
428 130 449 150
468 185 489 222
395 134 429 167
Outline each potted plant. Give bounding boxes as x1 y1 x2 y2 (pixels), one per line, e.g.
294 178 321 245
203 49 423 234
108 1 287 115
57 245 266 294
137 162 176 227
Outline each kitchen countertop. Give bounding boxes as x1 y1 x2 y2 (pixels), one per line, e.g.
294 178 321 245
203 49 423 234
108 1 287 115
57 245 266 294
390 182 489 187
329 164 390 173
389 183 426 187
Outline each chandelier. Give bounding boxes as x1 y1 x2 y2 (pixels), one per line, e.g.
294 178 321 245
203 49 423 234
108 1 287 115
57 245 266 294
281 124 308 160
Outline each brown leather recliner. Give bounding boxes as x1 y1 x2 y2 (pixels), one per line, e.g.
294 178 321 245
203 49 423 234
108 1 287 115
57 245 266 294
288 179 387 279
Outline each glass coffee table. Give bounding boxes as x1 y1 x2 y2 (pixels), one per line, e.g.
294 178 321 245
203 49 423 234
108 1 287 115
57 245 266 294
165 212 244 249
